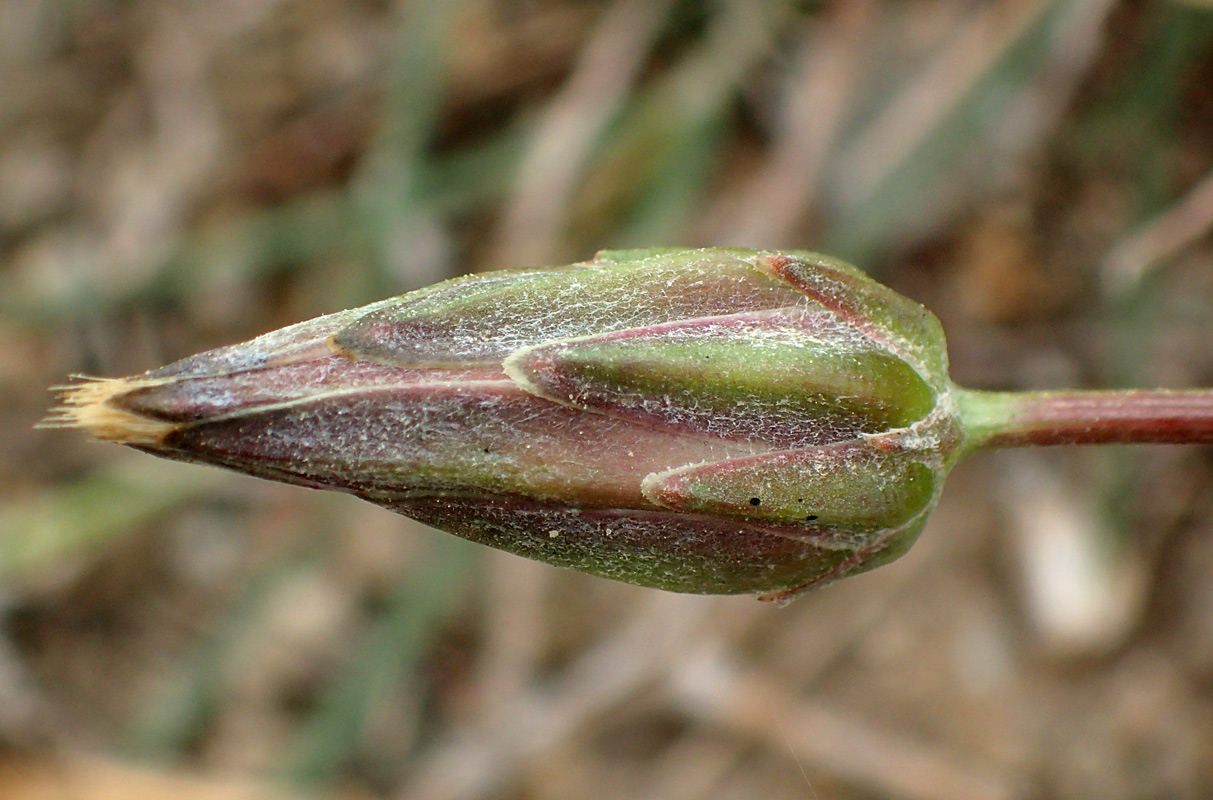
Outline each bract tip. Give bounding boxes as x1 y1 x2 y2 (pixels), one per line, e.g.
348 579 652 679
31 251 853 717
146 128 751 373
41 377 176 447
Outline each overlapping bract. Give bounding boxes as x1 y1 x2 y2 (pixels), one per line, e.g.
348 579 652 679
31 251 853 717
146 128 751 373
64 248 964 600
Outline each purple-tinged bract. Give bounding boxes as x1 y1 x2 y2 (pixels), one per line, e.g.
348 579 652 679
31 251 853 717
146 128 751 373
50 248 964 601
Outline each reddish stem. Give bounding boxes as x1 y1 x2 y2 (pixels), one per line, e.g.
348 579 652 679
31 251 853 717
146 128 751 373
955 388 1213 451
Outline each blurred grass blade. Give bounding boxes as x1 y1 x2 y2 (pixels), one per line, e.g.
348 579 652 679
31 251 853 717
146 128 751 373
1084 3 1213 227
351 0 468 291
415 124 528 217
616 112 727 247
571 0 796 249
0 459 228 581
493 0 677 266
825 0 1115 264
128 561 292 760
1102 165 1213 294
281 535 477 788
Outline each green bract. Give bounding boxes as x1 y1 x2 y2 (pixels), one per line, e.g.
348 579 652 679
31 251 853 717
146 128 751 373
54 249 966 602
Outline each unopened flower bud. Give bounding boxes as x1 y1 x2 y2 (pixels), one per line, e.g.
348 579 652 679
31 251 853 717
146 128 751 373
48 248 965 601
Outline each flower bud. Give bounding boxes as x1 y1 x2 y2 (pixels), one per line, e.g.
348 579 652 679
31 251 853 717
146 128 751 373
49 248 963 601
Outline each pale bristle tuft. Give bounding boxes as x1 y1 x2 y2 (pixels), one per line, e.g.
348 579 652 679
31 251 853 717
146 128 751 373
39 377 176 447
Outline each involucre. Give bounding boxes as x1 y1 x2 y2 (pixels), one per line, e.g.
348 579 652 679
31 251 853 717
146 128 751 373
50 248 1213 601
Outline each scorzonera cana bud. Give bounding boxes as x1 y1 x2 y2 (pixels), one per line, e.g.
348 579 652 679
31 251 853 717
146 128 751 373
48 248 968 601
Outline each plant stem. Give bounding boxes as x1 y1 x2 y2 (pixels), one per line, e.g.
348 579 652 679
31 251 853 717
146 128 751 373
954 386 1213 452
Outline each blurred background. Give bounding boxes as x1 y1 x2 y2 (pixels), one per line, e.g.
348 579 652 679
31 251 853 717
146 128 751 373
3 0 1213 797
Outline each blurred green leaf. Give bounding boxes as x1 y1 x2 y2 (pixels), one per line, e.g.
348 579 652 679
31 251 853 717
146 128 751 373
128 559 292 760
824 0 1099 265
572 0 800 249
281 535 478 788
0 459 229 581
1078 4 1213 219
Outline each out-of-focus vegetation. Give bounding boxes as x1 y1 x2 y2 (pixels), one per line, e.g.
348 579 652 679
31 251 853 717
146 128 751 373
4 1 1213 798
